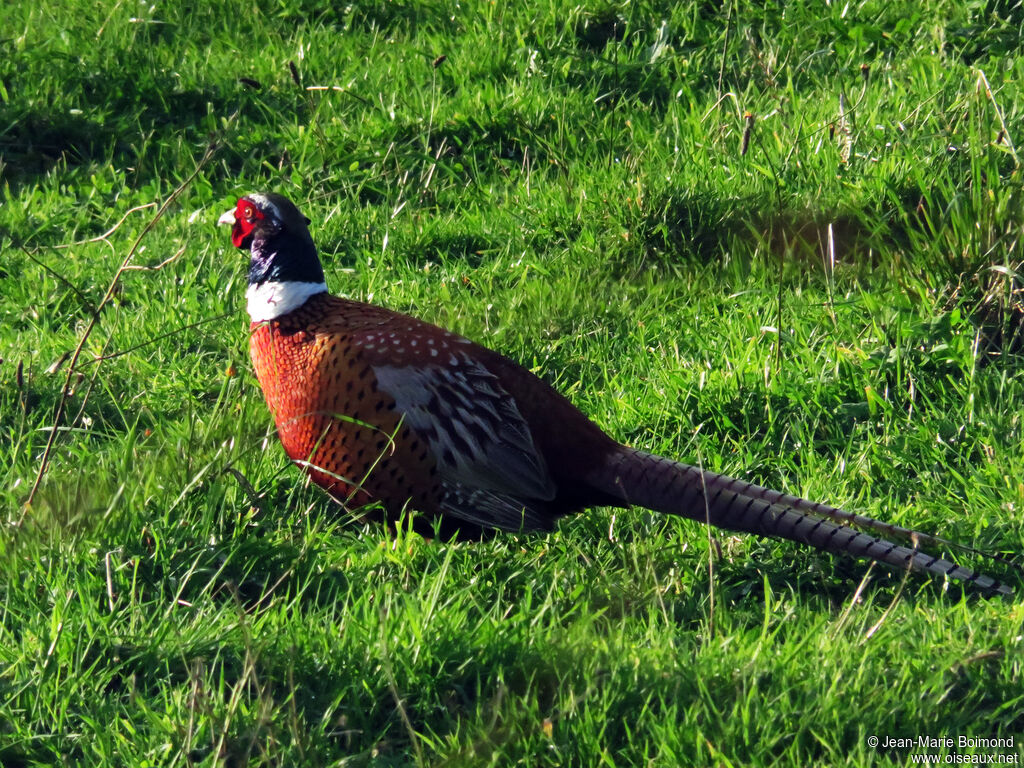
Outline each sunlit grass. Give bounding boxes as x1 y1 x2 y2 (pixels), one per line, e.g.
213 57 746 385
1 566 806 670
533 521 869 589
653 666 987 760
2 1 1023 765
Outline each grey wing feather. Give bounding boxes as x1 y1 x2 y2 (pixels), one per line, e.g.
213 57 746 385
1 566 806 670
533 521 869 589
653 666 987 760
373 354 556 525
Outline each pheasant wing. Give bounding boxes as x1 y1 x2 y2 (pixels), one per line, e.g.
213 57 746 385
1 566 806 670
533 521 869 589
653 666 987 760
372 352 557 530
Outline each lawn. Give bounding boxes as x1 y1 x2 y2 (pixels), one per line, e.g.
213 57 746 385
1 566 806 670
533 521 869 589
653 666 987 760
2 1 1023 765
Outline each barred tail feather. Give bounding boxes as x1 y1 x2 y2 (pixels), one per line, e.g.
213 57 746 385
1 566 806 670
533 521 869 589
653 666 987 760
598 447 1012 597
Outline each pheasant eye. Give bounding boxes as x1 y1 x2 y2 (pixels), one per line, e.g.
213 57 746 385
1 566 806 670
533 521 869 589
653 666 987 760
243 205 255 220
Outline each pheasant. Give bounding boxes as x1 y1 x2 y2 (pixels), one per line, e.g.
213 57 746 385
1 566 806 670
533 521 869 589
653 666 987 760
219 192 1012 596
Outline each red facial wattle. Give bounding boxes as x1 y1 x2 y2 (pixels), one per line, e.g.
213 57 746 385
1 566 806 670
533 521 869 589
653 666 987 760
230 198 265 248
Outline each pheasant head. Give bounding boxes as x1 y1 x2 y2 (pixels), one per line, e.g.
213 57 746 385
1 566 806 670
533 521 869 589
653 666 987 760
219 193 327 321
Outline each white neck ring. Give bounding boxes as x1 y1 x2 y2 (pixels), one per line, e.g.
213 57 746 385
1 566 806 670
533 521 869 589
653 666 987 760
246 281 327 321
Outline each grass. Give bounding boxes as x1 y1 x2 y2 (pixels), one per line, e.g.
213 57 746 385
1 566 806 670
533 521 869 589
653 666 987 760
2 0 1024 765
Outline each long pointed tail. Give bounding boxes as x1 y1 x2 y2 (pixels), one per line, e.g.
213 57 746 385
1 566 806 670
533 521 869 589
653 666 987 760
597 447 1012 597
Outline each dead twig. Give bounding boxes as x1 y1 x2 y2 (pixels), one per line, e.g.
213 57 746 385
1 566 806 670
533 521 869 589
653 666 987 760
69 310 238 372
21 142 220 518
122 243 187 270
51 203 157 251
19 247 98 313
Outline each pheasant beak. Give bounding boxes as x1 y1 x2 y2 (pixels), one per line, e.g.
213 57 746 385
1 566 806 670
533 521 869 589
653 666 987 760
217 208 237 226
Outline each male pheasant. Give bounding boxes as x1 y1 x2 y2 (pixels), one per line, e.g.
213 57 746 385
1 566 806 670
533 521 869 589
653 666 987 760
220 192 1011 596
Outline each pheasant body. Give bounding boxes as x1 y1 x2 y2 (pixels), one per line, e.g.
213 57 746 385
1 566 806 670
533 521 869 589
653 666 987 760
221 192 1012 595
249 291 619 538
249 298 442 517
